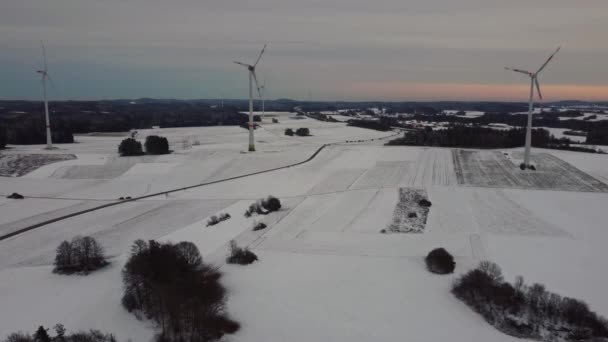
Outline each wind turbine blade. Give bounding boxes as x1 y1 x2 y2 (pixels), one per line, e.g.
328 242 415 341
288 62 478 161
536 46 561 74
253 43 267 68
505 67 532 75
234 61 250 67
251 71 262 97
535 77 543 100
46 73 57 90
41 41 48 71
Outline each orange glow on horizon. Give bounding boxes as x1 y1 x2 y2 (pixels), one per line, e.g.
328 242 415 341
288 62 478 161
339 82 608 102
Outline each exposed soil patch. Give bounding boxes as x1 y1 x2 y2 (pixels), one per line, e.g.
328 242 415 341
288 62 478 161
384 188 430 233
0 154 76 177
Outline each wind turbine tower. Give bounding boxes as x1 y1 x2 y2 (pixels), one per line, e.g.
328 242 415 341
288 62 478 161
36 42 54 150
260 79 266 121
505 47 560 168
234 44 267 152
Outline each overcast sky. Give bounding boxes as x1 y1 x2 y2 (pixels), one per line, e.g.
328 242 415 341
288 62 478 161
1 0 607 101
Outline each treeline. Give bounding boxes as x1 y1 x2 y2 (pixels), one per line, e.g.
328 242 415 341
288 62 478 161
386 126 555 149
3 324 118 342
587 127 608 145
121 240 238 342
0 101 245 145
387 126 603 153
347 117 397 131
453 261 608 341
406 112 608 144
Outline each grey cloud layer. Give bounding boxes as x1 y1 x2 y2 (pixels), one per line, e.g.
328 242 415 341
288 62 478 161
1 0 607 100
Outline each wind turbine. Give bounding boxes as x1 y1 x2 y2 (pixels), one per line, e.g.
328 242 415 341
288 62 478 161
37 42 54 150
505 46 561 168
234 43 267 152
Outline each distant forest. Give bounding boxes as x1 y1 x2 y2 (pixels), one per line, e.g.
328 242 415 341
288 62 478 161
0 100 247 145
387 126 604 153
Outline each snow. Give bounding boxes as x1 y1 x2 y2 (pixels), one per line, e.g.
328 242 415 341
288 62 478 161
1 120 608 341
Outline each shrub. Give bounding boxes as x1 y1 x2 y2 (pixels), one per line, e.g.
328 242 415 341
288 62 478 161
408 212 418 218
253 222 267 231
452 261 608 341
7 192 24 199
529 165 536 171
207 213 231 226
272 118 279 123
244 202 265 217
261 196 281 212
226 240 258 265
207 215 220 226
418 199 432 207
122 239 238 342
425 248 455 274
53 236 108 274
118 138 143 156
519 163 526 170
144 135 170 155
245 196 281 217
295 127 310 136
285 128 294 136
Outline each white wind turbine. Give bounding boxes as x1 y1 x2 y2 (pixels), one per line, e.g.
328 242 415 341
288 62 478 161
234 44 267 152
37 42 55 150
505 46 561 168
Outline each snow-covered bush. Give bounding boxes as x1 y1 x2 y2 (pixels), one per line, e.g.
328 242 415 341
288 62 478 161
122 239 238 342
425 248 455 274
253 222 267 231
261 196 281 212
452 261 608 341
53 236 108 275
226 240 258 265
207 213 231 226
244 196 281 217
285 128 294 136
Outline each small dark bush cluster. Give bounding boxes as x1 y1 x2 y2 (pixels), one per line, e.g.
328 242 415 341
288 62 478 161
519 163 537 171
252 222 267 231
118 138 143 156
284 128 311 136
7 192 24 199
207 213 231 227
144 135 170 155
53 236 108 275
122 240 239 342
425 248 455 274
408 212 418 218
295 127 310 136
418 199 432 207
2 324 118 342
244 196 282 217
226 240 258 265
452 261 608 341
272 118 279 123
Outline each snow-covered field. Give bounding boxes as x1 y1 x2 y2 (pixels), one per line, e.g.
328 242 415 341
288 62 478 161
1 118 608 342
